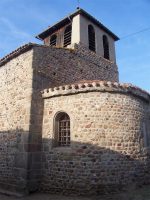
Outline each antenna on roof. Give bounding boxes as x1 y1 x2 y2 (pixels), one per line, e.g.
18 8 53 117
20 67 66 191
77 0 80 9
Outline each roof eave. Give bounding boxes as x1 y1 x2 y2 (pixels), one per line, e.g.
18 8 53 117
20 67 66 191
36 8 119 41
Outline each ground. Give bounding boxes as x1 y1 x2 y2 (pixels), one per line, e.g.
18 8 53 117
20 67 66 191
1 185 150 200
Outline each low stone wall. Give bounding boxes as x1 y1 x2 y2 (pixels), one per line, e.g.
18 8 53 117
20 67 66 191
41 81 150 195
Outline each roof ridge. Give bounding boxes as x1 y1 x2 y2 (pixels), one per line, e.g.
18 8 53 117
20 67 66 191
0 43 33 66
0 43 48 67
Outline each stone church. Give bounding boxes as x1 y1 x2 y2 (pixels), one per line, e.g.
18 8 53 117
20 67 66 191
0 8 150 196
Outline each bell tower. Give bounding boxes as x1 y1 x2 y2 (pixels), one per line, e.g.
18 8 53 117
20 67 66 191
36 8 119 62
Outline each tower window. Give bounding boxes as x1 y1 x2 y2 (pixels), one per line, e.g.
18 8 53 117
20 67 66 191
103 35 110 60
54 112 70 147
88 25 96 52
50 34 57 46
63 25 72 47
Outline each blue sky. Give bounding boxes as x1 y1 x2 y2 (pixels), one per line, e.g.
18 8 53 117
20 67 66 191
0 0 150 92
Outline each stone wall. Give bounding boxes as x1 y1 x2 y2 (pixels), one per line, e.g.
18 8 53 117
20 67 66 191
0 43 119 195
29 44 118 194
0 43 149 195
0 49 33 194
41 81 150 195
33 43 119 88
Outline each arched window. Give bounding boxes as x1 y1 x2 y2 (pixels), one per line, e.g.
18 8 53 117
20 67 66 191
64 25 72 47
103 35 110 60
54 112 70 147
50 34 57 46
142 120 150 147
88 25 96 52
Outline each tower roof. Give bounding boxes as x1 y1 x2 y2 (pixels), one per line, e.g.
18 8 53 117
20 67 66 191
36 8 119 41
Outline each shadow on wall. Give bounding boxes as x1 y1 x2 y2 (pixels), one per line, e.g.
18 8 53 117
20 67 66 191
40 138 150 195
0 129 31 194
0 128 150 196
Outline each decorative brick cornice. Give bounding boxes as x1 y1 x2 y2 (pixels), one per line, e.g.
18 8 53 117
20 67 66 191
42 80 150 101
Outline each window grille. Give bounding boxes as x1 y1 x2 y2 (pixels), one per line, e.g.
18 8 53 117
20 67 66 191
88 25 96 52
55 112 70 147
142 121 150 147
103 35 110 60
64 25 72 47
50 34 57 46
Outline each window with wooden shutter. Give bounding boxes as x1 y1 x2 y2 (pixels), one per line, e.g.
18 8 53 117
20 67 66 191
88 25 96 52
50 34 57 46
103 35 110 60
64 25 72 47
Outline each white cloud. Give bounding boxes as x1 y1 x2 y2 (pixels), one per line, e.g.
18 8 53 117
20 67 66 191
0 17 32 40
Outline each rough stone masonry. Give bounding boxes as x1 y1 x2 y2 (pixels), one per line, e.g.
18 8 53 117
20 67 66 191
41 80 150 195
0 42 150 196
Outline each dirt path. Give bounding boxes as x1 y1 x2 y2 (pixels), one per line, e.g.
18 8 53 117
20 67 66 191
1 185 150 200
